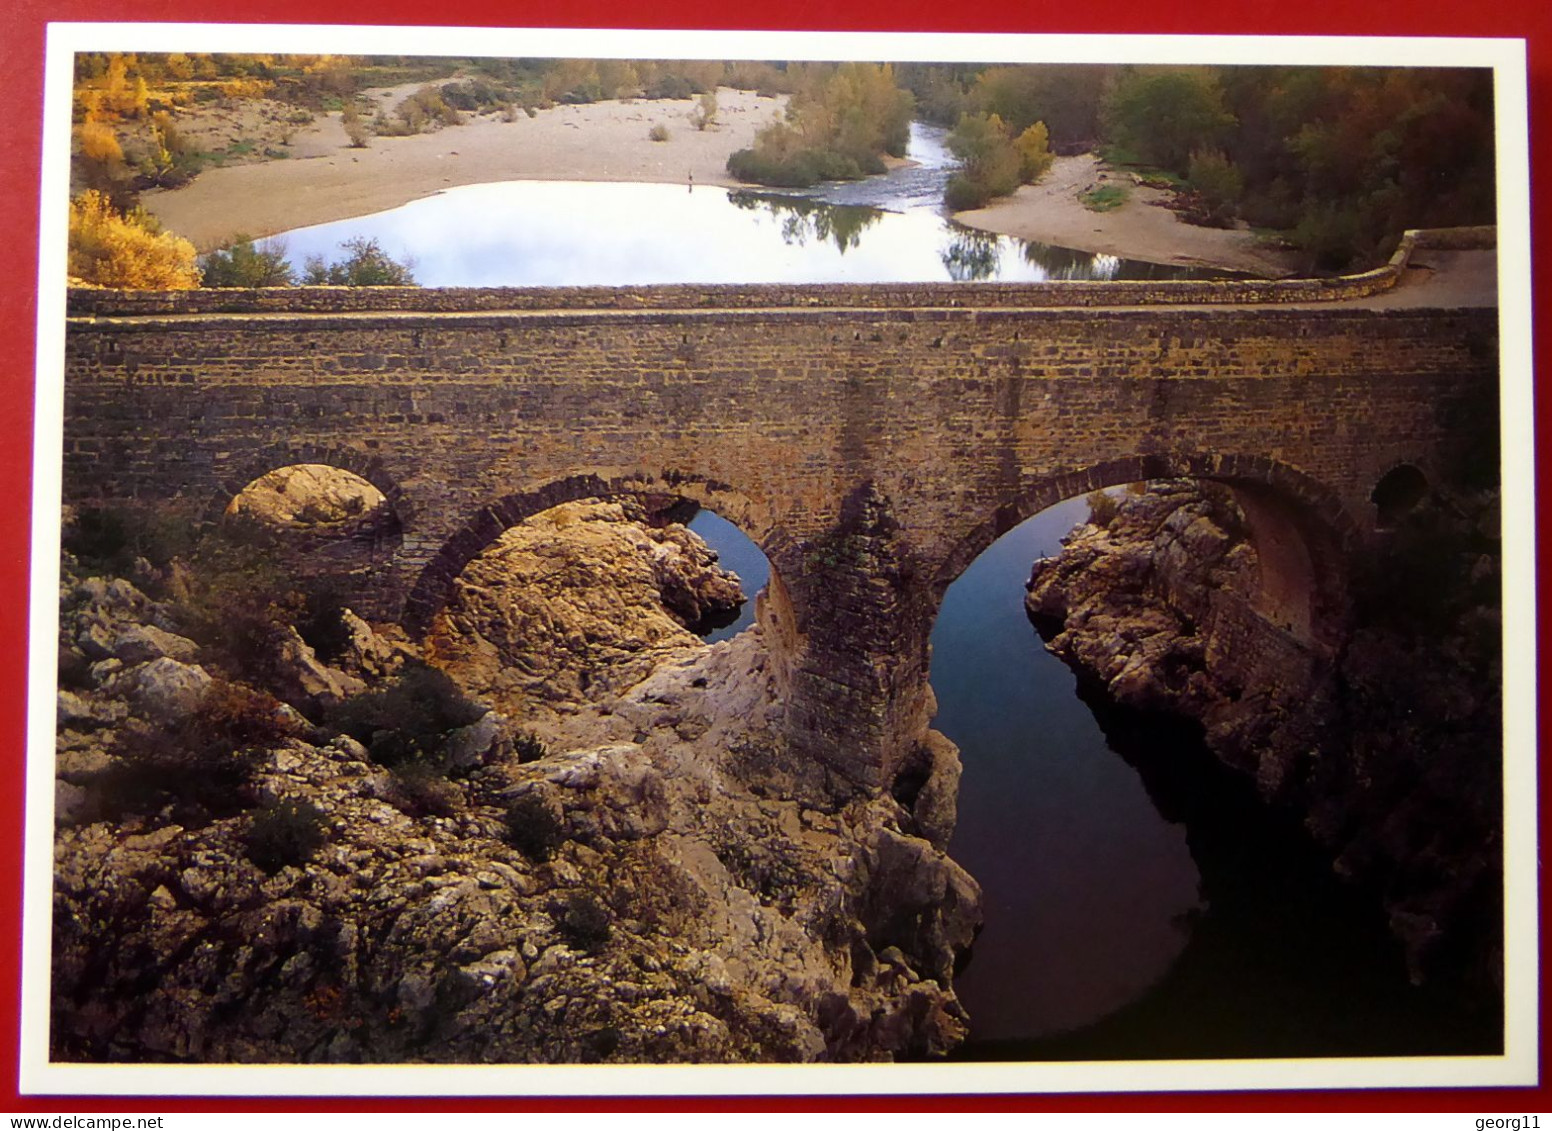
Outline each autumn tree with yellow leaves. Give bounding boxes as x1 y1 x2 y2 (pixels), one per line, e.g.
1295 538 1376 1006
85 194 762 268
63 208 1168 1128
68 190 201 289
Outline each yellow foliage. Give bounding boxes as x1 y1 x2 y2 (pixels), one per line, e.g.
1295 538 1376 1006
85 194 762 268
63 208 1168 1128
68 191 202 290
77 117 123 167
1016 121 1055 183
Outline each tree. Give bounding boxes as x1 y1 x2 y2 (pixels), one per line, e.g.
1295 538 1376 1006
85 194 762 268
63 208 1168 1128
1014 121 1055 183
68 190 201 289
302 236 416 286
1102 68 1236 176
1186 147 1244 227
200 236 296 287
944 112 1022 210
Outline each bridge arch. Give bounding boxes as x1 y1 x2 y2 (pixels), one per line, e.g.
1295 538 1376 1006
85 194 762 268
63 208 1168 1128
211 442 411 527
400 470 787 638
931 451 1361 649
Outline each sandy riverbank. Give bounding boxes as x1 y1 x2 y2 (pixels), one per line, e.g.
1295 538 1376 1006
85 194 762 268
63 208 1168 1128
143 86 788 252
953 153 1301 278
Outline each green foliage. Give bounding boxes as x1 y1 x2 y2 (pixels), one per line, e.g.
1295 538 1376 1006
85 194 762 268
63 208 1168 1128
1079 184 1128 212
326 661 484 769
302 236 416 286
1102 68 1236 177
728 62 912 188
199 235 296 287
246 797 328 872
1184 147 1244 227
556 890 612 951
944 112 1022 210
504 791 567 861
967 64 1110 151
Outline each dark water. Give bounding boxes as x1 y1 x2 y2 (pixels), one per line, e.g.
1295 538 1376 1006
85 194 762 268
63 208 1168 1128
683 500 1499 1058
275 123 1230 286
929 498 1202 1042
686 510 768 644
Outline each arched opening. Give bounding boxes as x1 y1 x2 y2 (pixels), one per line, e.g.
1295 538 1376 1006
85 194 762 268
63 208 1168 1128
418 485 777 716
931 473 1472 1058
224 462 404 565
1371 463 1430 529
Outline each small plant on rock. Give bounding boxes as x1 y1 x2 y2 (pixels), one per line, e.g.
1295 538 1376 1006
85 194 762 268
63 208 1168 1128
557 890 612 952
246 797 328 873
503 792 566 862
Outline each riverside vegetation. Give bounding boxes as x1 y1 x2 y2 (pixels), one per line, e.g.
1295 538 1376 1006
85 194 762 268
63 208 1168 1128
67 54 1495 284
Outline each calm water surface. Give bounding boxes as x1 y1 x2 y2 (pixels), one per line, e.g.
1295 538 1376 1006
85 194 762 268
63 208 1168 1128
276 124 1226 287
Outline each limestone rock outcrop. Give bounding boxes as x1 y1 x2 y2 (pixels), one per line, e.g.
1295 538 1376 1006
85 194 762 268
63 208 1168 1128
51 500 980 1063
1024 481 1502 997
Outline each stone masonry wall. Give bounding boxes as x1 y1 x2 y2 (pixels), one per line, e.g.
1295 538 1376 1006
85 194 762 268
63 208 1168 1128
60 297 1499 785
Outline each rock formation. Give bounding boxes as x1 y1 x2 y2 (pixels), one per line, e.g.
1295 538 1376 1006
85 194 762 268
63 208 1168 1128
51 499 980 1063
1025 481 1502 999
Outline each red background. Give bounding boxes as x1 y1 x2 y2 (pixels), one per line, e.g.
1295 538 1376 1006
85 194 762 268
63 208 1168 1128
0 0 1544 1113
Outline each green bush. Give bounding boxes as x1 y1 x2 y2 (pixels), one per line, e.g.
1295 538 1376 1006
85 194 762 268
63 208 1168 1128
513 731 550 764
302 236 416 286
556 890 612 951
326 661 485 769
504 792 566 861
1186 147 1243 228
200 235 296 287
246 797 328 872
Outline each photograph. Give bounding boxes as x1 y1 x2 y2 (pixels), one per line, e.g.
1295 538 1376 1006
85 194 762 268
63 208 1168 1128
14 22 1538 1100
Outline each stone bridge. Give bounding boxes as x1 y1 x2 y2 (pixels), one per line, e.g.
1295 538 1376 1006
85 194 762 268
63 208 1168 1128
61 261 1499 787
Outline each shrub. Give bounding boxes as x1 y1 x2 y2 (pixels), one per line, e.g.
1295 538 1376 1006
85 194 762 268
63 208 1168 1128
648 123 670 142
504 792 567 861
1014 121 1055 183
944 112 1022 210
513 731 549 764
340 102 370 148
556 890 612 951
1086 489 1121 527
302 236 416 286
1185 147 1243 228
63 500 199 575
690 92 717 131
326 661 485 769
246 797 328 872
386 761 464 818
97 679 296 823
68 190 201 289
199 235 295 287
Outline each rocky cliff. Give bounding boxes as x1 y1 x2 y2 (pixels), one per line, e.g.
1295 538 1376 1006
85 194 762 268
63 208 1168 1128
51 500 980 1063
1025 481 1501 1000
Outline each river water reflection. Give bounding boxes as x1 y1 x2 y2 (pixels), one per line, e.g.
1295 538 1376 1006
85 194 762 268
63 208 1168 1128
275 124 1224 287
